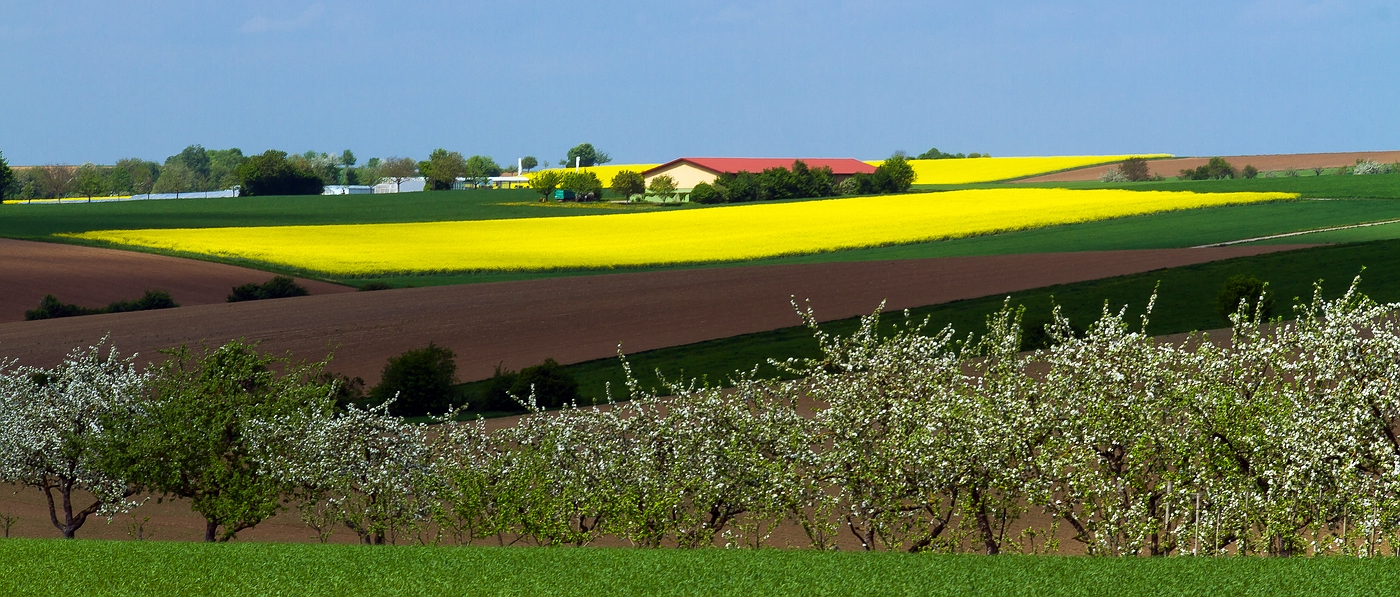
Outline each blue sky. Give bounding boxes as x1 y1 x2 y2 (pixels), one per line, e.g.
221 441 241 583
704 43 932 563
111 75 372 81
2 1 1397 165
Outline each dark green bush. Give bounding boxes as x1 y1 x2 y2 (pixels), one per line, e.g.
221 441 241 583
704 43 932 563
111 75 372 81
480 358 580 411
1180 157 1237 181
1120 157 1153 182
1217 274 1274 322
358 282 393 291
24 290 178 320
689 182 723 204
371 343 460 417
227 276 310 302
234 150 324 196
1242 164 1259 179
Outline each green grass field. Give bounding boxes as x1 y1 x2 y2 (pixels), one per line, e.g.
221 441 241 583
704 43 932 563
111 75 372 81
1 539 1394 597
490 239 1400 406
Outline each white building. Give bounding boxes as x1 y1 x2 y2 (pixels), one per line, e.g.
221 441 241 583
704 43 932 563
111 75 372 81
323 185 376 195
373 177 426 194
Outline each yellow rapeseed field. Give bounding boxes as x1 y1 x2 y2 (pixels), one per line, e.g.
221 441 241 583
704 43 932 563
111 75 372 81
530 164 661 187
71 189 1294 275
866 155 1173 184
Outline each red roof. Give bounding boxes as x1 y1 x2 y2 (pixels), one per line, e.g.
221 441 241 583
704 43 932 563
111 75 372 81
643 157 877 176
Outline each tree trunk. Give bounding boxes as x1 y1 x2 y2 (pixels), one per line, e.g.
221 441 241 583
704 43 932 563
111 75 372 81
205 519 219 543
970 488 999 555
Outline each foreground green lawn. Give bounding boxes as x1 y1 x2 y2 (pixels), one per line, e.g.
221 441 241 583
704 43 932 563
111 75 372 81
490 239 1400 405
3 539 1396 597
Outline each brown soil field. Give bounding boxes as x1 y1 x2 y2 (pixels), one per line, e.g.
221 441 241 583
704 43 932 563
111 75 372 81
0 238 354 323
1016 150 1400 182
0 246 1305 385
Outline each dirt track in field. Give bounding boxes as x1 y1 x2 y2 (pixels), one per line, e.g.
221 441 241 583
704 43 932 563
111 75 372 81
0 246 1307 385
1016 150 1400 182
0 238 354 322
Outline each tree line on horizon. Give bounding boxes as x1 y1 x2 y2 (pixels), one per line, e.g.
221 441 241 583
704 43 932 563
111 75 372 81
0 144 614 201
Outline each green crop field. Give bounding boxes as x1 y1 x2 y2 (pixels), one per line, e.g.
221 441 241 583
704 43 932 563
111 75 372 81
2 539 1395 597
0 188 694 240
486 239 1400 407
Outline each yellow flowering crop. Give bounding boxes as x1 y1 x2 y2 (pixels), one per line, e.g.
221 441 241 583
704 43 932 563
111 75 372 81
71 189 1293 275
866 155 1173 184
530 164 661 187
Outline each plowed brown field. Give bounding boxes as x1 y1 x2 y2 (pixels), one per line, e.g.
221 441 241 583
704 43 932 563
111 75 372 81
0 238 353 322
1017 150 1400 182
0 246 1306 384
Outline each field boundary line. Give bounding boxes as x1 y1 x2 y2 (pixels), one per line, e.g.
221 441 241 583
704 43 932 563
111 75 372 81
1194 218 1400 248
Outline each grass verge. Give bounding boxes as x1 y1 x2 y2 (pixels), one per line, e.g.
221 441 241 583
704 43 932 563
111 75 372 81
2 539 1395 597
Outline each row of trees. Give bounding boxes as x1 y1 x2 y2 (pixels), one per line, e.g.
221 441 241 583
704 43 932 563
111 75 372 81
5 278 1400 555
0 143 613 201
692 156 916 204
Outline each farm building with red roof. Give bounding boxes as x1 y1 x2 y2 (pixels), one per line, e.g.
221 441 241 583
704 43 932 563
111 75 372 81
641 158 876 190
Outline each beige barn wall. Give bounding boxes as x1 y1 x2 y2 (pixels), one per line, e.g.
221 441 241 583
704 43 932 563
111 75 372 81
643 163 717 190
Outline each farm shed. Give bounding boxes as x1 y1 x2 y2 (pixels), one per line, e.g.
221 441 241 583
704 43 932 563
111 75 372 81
641 158 877 190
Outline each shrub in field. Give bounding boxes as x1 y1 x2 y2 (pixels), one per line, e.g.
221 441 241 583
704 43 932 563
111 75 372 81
708 161 839 203
609 170 645 199
689 182 723 204
1099 167 1128 183
479 358 580 411
24 290 178 321
0 341 144 539
227 276 309 302
372 343 460 417
1353 160 1391 175
1242 165 1259 179
1216 274 1273 323
1179 157 1237 180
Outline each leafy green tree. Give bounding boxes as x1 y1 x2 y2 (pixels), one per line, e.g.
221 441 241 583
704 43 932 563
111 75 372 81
916 147 967 159
610 170 645 198
165 145 212 190
104 341 335 542
529 170 563 199
74 162 106 201
419 149 468 191
875 154 916 191
647 174 678 202
1242 164 1259 179
207 148 246 190
234 150 324 196
113 158 159 196
561 143 611 167
379 156 419 192
0 151 14 202
1217 274 1274 323
352 157 381 186
464 155 503 183
152 162 194 195
520 156 539 172
560 171 604 200
371 343 459 417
